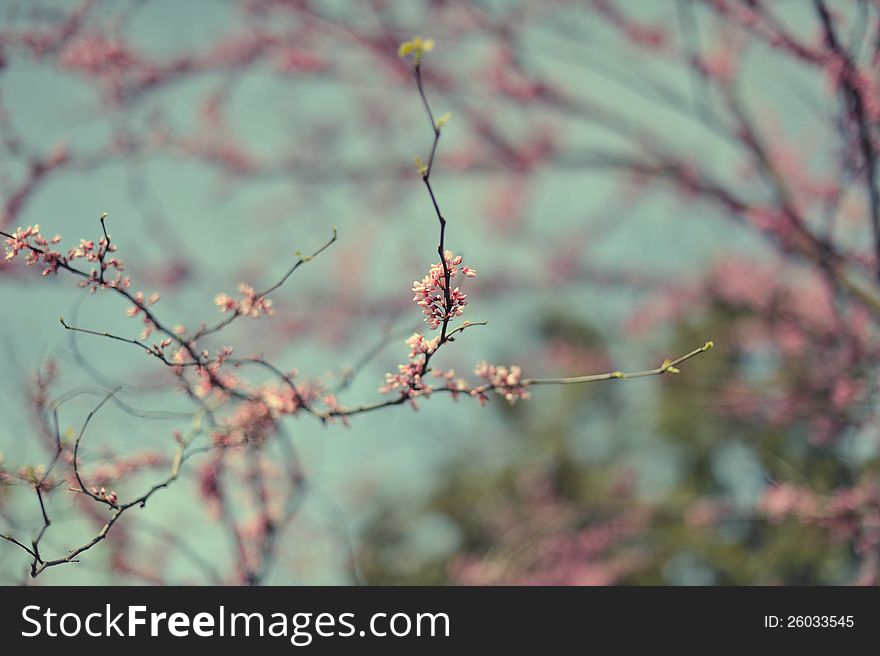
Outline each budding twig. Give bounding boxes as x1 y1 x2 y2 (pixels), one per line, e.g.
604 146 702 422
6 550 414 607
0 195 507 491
523 341 715 386
194 225 338 340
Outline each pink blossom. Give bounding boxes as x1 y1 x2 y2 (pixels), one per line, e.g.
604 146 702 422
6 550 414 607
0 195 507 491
214 283 274 318
194 362 239 399
473 361 530 404
379 361 431 401
405 332 439 358
139 318 156 341
411 250 476 329
214 292 237 312
3 224 67 276
126 291 145 316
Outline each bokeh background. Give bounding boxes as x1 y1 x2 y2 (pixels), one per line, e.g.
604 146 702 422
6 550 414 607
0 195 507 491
1 0 879 585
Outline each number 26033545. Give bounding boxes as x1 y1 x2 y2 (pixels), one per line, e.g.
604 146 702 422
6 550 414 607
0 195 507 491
764 616 853 628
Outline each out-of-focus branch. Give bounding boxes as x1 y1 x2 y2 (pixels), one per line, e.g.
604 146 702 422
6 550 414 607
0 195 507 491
814 0 880 282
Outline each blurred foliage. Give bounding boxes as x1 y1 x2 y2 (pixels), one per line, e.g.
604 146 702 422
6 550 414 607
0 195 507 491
356 304 866 585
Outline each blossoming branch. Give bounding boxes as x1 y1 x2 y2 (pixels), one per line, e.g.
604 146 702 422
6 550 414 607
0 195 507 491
0 35 712 580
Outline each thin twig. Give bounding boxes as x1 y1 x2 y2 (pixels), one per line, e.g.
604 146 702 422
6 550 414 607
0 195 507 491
524 341 714 385
194 225 338 340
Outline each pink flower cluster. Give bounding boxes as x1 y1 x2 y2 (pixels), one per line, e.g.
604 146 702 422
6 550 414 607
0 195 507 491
78 234 126 292
474 361 530 404
412 250 476 329
383 250 533 405
194 361 240 399
431 368 469 398
406 332 439 358
4 224 127 286
380 361 429 401
90 486 119 506
380 361 473 406
256 380 316 420
210 374 334 443
379 334 445 404
380 330 473 405
4 224 70 277
4 225 60 269
215 283 274 318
